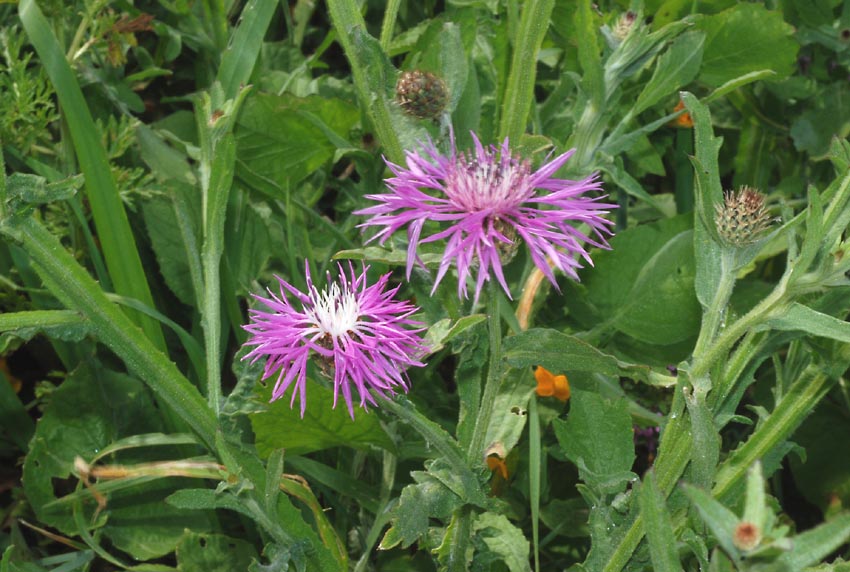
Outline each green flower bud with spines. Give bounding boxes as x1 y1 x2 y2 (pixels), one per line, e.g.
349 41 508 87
395 70 449 121
715 186 774 247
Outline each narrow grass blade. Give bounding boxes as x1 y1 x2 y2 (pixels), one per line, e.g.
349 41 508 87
217 0 279 99
19 0 166 352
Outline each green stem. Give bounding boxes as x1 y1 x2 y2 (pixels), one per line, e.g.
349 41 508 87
1 216 217 450
690 273 789 379
466 281 503 464
498 0 556 142
529 395 541 572
378 395 472 486
326 0 405 164
445 506 474 572
203 0 229 52
712 330 765 412
379 0 402 51
691 249 737 367
603 420 692 572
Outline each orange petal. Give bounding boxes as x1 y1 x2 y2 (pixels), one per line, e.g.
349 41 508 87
486 456 509 480
552 374 571 401
534 366 556 396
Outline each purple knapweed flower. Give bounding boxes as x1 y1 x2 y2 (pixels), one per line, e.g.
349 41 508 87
355 133 616 302
242 262 426 418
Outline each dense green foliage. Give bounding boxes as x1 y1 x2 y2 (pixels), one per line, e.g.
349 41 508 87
1 1 850 571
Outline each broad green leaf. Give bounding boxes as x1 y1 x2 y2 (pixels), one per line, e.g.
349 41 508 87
473 512 531 572
417 21 468 113
553 390 635 494
103 479 212 561
21 365 210 561
22 364 163 534
142 188 199 306
697 3 797 87
682 484 741 562
176 532 258 572
136 125 197 186
634 30 705 116
764 302 850 343
790 83 850 157
235 93 358 190
640 471 682 572
579 214 701 344
790 401 850 511
0 369 34 450
224 190 280 296
503 328 653 383
483 368 532 460
250 378 395 456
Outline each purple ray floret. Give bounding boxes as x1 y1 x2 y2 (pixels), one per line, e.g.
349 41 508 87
242 261 426 418
356 133 616 302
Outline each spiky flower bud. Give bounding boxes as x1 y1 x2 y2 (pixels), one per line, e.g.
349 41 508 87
715 186 773 247
613 11 637 41
395 70 449 120
733 521 762 551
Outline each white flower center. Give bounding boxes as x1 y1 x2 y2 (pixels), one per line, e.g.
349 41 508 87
446 152 531 212
308 283 360 338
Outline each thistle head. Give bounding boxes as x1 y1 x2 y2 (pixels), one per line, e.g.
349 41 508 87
395 70 449 120
715 186 774 247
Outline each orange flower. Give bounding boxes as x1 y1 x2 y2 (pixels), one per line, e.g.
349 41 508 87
486 455 509 479
534 366 570 401
673 100 694 128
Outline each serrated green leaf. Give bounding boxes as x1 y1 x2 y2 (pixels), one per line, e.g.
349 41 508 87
175 532 258 572
380 472 462 549
250 378 395 456
577 213 701 344
553 390 635 495
5 173 81 206
424 315 487 353
142 189 199 306
235 93 358 190
503 328 653 383
634 30 705 116
473 513 531 572
697 3 797 87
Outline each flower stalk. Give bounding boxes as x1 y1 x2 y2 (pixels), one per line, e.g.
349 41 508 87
466 281 504 464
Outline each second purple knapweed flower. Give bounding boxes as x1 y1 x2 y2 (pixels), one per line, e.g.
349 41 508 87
356 134 615 302
242 262 426 418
